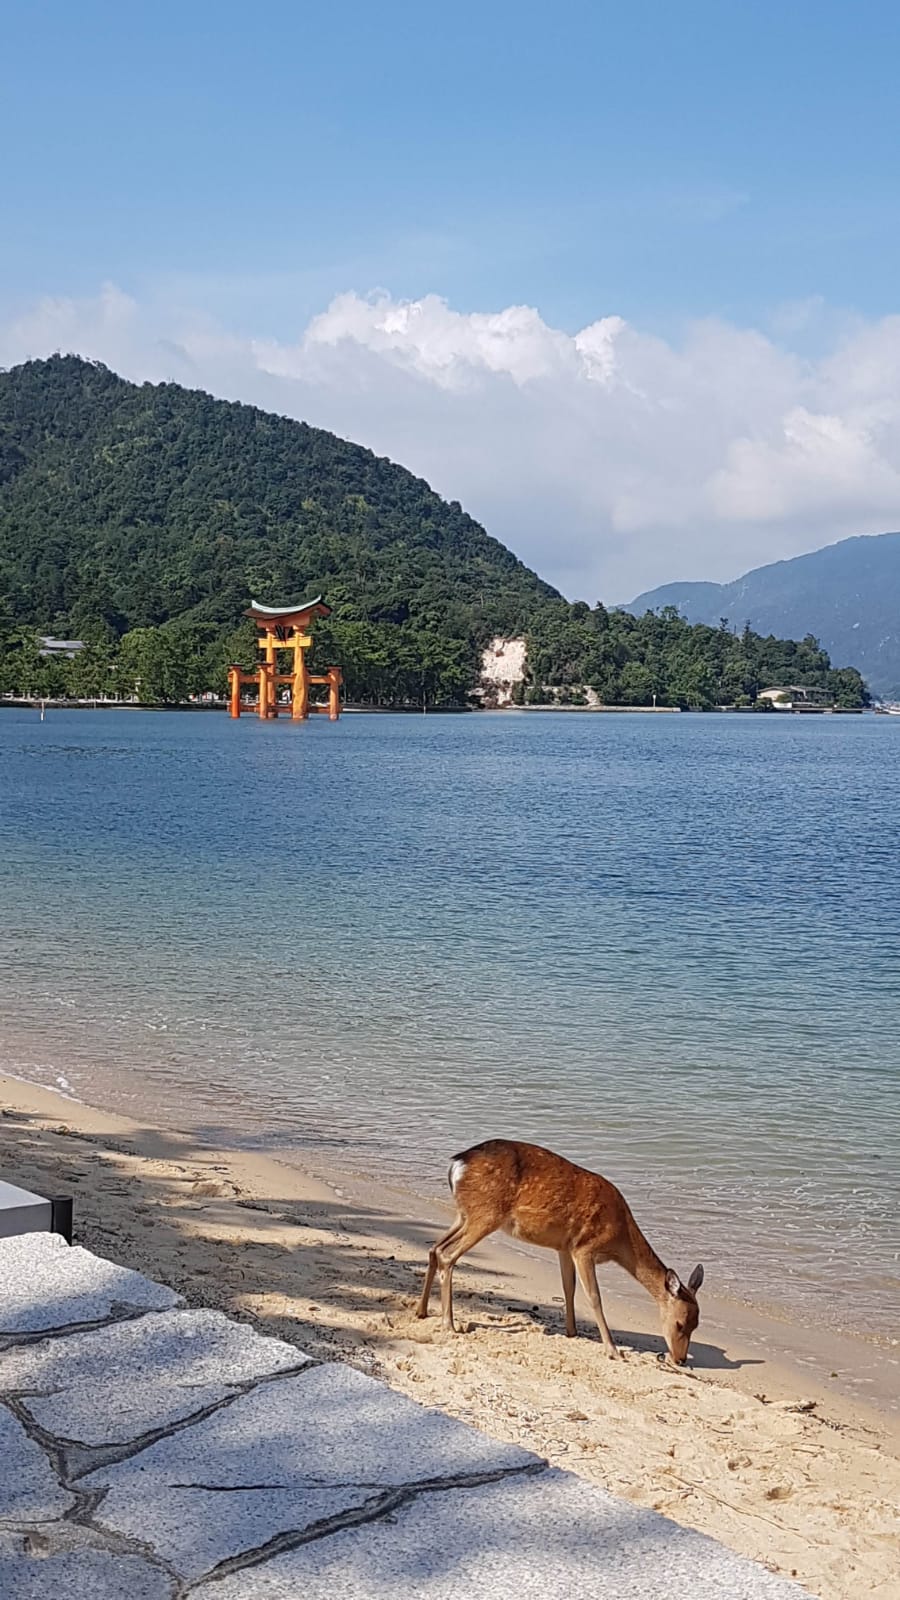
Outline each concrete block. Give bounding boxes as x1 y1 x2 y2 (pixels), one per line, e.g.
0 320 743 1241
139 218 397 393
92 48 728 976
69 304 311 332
0 1309 309 1444
0 1231 180 1337
0 1179 52 1239
204 1467 809 1600
0 1408 72 1523
85 1363 536 1581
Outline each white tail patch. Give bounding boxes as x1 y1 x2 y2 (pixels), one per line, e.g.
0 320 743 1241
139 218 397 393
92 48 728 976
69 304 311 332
448 1158 467 1194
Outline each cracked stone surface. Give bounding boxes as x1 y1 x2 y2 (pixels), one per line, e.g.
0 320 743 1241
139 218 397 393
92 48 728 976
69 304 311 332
109 1482 378 1587
0 1544 175 1600
0 1407 73 1523
0 1231 180 1339
0 1309 309 1444
202 1469 807 1600
83 1364 537 1581
0 1231 810 1598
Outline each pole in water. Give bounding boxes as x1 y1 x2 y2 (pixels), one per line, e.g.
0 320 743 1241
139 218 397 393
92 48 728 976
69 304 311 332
40 700 45 721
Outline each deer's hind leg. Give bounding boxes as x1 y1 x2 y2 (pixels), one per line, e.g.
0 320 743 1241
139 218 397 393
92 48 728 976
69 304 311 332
417 1219 464 1319
573 1250 620 1358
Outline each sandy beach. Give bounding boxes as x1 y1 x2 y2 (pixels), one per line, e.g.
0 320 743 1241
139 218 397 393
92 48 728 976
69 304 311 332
1 1071 898 1600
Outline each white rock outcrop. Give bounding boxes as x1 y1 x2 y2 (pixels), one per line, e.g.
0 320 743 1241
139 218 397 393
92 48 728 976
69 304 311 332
478 637 527 706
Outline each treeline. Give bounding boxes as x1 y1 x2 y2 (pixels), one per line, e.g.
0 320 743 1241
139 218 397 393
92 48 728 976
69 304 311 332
0 603 868 709
0 612 477 707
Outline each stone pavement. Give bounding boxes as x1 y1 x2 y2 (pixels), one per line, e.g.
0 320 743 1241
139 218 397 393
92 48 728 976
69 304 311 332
0 1231 810 1598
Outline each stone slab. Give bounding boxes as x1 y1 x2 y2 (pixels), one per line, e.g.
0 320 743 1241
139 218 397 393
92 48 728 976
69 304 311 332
0 1544 174 1600
0 1178 51 1239
0 1230 180 1337
0 1407 73 1523
85 1363 536 1581
0 1309 309 1444
205 1467 808 1600
0 1233 813 1598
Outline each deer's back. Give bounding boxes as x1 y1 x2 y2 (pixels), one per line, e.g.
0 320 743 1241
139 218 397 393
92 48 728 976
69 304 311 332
449 1139 629 1255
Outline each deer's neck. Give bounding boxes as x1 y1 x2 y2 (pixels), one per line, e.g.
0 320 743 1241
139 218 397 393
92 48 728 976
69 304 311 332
619 1213 668 1305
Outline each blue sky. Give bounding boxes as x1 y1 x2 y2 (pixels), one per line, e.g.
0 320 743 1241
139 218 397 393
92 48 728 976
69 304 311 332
5 0 899 332
3 0 900 599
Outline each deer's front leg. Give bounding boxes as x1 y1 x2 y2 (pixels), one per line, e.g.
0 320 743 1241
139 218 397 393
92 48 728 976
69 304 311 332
559 1249 577 1337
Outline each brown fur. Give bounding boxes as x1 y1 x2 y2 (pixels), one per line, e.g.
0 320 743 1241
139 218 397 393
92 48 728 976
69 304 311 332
416 1139 704 1362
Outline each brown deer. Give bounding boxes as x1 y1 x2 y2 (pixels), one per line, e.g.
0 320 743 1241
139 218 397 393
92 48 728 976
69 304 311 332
416 1139 704 1363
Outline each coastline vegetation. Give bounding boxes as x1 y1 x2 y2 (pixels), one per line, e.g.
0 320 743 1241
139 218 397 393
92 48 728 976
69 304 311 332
0 604 867 710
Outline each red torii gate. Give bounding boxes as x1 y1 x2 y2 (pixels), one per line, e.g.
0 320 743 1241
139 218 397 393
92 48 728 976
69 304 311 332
227 597 342 722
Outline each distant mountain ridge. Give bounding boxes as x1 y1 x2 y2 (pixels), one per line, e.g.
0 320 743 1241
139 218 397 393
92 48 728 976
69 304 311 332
628 533 900 696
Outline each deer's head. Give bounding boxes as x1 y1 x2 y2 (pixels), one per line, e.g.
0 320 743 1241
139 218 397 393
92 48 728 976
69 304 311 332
660 1263 704 1363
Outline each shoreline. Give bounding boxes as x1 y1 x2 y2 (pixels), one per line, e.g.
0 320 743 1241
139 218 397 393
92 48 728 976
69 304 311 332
2 1068 895 1403
2 1071 898 1599
0 699 874 715
4 1049 893 1356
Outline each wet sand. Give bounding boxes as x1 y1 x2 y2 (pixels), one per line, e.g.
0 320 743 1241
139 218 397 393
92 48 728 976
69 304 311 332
1 1072 898 1600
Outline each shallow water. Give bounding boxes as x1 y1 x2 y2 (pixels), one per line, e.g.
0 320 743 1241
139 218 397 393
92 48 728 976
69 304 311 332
1 708 898 1339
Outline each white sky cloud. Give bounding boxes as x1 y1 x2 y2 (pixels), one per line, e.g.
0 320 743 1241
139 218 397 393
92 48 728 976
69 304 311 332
3 283 900 601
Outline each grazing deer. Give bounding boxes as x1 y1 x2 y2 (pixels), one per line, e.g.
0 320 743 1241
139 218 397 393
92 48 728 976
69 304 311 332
416 1139 704 1364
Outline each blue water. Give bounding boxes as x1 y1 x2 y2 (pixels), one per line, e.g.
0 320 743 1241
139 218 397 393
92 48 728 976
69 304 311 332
1 708 898 1338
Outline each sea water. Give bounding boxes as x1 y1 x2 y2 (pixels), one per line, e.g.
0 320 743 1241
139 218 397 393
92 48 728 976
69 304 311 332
1 708 897 1339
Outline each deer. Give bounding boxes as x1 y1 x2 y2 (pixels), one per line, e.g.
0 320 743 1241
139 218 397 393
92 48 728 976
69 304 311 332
416 1139 704 1364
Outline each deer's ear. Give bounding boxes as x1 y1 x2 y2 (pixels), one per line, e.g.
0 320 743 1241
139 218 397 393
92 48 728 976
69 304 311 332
664 1269 683 1298
688 1263 704 1294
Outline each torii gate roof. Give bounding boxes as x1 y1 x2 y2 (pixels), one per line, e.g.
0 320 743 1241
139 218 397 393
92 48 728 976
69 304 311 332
245 596 332 625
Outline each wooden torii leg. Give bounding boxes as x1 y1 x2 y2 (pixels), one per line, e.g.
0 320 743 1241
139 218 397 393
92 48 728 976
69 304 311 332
258 662 272 720
292 638 309 721
267 632 279 718
255 630 278 719
328 665 342 721
228 666 241 719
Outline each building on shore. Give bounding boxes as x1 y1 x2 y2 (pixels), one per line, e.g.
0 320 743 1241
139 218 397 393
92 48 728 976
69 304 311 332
757 685 832 710
38 636 85 660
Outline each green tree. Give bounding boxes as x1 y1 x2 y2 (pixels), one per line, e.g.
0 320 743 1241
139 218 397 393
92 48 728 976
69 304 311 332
618 661 655 705
118 628 191 704
68 623 119 699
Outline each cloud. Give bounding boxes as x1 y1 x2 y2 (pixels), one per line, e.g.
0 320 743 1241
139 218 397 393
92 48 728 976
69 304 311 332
3 283 900 601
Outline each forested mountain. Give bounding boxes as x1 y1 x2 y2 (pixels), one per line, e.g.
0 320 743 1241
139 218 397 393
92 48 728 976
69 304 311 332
629 533 900 697
0 356 868 708
0 355 560 702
